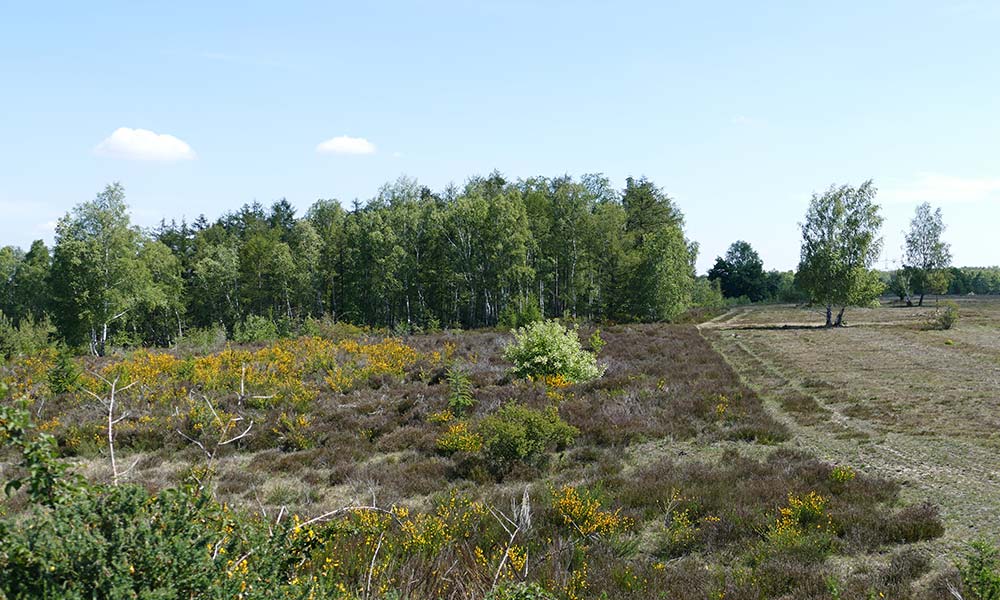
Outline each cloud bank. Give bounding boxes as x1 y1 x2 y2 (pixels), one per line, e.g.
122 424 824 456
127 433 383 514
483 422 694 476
94 127 196 161
316 135 376 155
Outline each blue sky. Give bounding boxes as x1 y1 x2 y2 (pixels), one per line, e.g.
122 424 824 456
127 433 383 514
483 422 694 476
2 1 998 272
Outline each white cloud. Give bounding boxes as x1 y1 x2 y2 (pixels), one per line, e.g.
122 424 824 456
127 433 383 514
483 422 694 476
94 127 196 161
316 135 376 155
880 173 1000 205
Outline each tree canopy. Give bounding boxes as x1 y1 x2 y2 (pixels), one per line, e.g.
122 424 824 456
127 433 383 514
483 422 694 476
708 241 768 302
796 181 885 327
903 202 951 306
0 174 704 350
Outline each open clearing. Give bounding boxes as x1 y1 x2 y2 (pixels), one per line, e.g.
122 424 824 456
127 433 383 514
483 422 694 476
703 296 1000 561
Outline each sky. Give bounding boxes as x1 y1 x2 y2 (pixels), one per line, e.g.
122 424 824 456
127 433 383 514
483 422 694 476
2 1 999 273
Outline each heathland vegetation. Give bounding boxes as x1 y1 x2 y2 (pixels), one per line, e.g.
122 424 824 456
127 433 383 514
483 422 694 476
2 174 998 598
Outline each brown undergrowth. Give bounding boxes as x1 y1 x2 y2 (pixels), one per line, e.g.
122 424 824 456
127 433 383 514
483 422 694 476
1 323 945 598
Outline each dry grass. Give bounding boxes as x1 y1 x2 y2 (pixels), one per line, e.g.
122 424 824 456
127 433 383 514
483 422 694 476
1 319 953 598
705 296 1000 564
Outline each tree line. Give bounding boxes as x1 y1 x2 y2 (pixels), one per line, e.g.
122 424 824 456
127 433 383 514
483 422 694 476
0 175 966 353
0 173 703 354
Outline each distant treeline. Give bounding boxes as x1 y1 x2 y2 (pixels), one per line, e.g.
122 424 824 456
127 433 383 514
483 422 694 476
943 267 1000 295
0 173 718 354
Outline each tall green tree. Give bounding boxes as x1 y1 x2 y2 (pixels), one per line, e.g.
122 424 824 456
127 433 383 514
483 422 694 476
0 245 25 319
130 240 185 346
622 177 695 321
904 202 952 306
49 183 151 354
796 181 885 327
708 241 768 301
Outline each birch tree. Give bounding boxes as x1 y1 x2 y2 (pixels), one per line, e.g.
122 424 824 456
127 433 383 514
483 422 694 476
904 202 952 306
796 180 885 327
49 183 150 355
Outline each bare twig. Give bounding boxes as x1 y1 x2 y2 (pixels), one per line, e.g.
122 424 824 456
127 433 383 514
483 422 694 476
366 531 385 599
81 372 137 486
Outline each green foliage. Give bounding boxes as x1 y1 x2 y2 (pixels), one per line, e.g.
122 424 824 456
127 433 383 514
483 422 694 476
503 319 604 383
960 541 1000 600
796 181 885 326
0 312 54 359
0 396 80 506
300 316 365 341
708 240 769 301
0 484 283 600
175 324 228 355
47 345 81 394
499 296 543 329
477 403 577 475
588 328 605 355
233 314 280 344
49 183 173 355
485 582 556 600
446 365 475 416
933 300 960 330
690 276 725 310
1 174 714 349
904 202 952 306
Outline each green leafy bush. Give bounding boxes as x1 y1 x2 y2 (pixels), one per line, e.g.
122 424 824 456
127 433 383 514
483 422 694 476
233 314 280 344
175 324 228 355
503 319 604 383
0 396 80 506
300 316 365 341
446 365 475 416
486 582 556 600
933 300 960 330
47 345 81 394
478 403 577 475
0 312 54 360
499 296 543 330
960 540 1000 600
0 484 289 600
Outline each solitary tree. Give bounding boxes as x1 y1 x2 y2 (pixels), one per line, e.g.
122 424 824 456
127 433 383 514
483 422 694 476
708 240 768 301
796 181 885 327
904 203 951 306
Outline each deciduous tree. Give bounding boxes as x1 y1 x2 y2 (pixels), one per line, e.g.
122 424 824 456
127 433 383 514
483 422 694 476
796 181 884 327
904 203 951 306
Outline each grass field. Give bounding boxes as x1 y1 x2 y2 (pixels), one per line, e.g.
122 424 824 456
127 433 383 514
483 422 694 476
4 303 992 597
704 296 1000 564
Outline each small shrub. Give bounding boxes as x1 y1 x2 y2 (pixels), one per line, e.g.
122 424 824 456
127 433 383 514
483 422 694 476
175 325 227 355
503 319 604 383
829 465 856 483
499 297 543 330
478 403 577 476
589 329 605 355
300 316 365 341
272 412 315 451
932 301 960 330
233 315 280 344
435 422 483 454
47 346 81 394
446 365 475 416
0 313 54 359
485 582 556 600
960 540 1000 600
552 485 631 539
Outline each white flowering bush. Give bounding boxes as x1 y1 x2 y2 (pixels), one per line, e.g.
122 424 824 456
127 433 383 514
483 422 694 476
503 320 605 383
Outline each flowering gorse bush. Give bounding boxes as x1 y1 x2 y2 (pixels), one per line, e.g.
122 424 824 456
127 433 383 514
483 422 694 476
503 320 604 383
